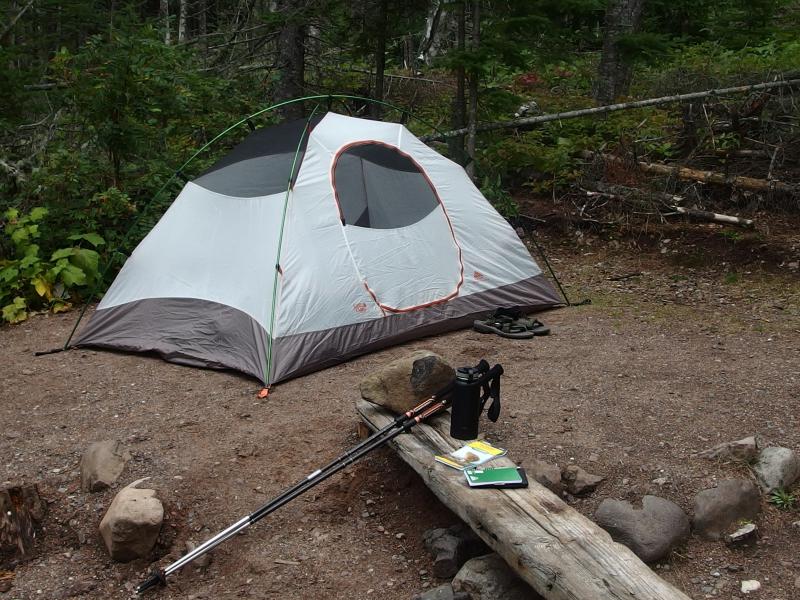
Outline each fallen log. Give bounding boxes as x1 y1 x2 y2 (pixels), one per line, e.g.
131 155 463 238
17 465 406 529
356 398 693 600
0 485 46 568
582 151 797 196
421 78 800 142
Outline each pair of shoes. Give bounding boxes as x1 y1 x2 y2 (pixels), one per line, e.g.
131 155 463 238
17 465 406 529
473 312 550 339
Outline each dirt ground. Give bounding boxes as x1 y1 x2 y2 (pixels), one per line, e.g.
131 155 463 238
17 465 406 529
1 218 799 600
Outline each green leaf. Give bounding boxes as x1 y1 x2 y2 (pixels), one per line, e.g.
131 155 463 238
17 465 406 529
11 228 29 244
2 297 28 324
71 248 100 278
67 232 106 247
59 264 87 287
19 254 39 269
51 247 77 260
24 243 40 258
0 266 19 283
28 207 48 221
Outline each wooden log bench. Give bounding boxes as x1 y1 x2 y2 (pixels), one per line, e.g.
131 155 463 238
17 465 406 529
356 399 692 600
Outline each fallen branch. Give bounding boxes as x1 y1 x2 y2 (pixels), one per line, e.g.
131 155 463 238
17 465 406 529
582 151 797 196
582 182 756 228
421 78 800 142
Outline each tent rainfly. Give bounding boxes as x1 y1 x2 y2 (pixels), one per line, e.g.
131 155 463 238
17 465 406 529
75 112 561 385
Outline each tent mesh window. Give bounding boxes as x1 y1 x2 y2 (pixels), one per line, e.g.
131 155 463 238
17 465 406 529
333 143 440 229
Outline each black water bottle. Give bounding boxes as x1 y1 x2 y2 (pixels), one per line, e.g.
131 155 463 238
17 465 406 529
449 366 483 440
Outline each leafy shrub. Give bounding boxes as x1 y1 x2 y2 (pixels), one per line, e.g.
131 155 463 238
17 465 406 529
1 207 104 323
480 175 519 218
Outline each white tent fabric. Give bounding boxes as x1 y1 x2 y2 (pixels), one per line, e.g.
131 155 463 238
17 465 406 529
76 112 561 384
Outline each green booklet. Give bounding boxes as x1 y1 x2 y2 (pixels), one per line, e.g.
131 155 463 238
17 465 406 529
464 466 528 488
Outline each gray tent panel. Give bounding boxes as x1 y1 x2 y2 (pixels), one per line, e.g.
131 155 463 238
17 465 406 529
271 273 560 383
194 116 322 197
75 298 269 383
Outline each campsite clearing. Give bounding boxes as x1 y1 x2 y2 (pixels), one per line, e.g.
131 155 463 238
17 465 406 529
1 223 799 600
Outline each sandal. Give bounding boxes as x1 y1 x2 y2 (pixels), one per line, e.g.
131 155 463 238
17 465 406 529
516 317 550 336
473 317 535 339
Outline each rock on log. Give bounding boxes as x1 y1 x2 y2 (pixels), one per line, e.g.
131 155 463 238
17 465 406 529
0 485 46 567
357 399 692 600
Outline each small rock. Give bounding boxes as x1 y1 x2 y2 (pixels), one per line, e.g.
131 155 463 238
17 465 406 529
411 584 469 600
588 453 599 463
359 351 454 415
698 436 758 462
794 575 800 589
99 479 164 562
423 524 488 579
725 523 757 545
526 459 563 495
185 541 212 568
562 465 604 495
651 477 668 486
692 480 760 540
80 440 131 492
753 447 800 493
452 553 541 600
594 496 690 563
395 532 406 540
740 580 760 593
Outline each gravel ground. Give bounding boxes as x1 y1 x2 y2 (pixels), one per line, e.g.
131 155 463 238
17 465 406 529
1 220 799 600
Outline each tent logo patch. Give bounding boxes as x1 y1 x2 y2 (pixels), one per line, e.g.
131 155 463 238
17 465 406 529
473 271 485 281
354 302 368 313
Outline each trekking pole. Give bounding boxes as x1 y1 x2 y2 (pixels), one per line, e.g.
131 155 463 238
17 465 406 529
134 369 487 594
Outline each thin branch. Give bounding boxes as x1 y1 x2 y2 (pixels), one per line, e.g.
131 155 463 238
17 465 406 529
1 0 36 41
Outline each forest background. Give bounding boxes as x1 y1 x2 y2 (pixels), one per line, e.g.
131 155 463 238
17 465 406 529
1 0 799 324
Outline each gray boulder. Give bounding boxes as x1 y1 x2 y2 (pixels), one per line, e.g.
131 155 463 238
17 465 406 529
99 479 163 562
80 440 131 492
452 553 542 600
753 447 800 493
594 496 690 563
562 465 604 495
692 479 760 540
360 350 454 415
526 459 563 495
423 523 488 578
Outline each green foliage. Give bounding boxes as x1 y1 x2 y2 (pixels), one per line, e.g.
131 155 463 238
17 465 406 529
768 488 797 510
480 175 519 218
1 207 104 323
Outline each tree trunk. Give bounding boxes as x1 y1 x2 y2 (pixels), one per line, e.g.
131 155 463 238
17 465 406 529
178 0 188 43
274 0 305 120
448 0 466 165
160 0 170 45
370 0 387 120
465 0 479 180
593 0 644 105
418 0 456 66
0 485 46 567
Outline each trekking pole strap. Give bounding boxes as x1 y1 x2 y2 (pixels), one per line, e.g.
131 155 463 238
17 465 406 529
478 364 503 422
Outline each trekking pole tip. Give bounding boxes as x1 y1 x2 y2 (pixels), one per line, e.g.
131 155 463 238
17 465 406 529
135 570 166 595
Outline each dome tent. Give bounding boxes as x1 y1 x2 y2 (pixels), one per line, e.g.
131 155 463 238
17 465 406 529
75 111 561 385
